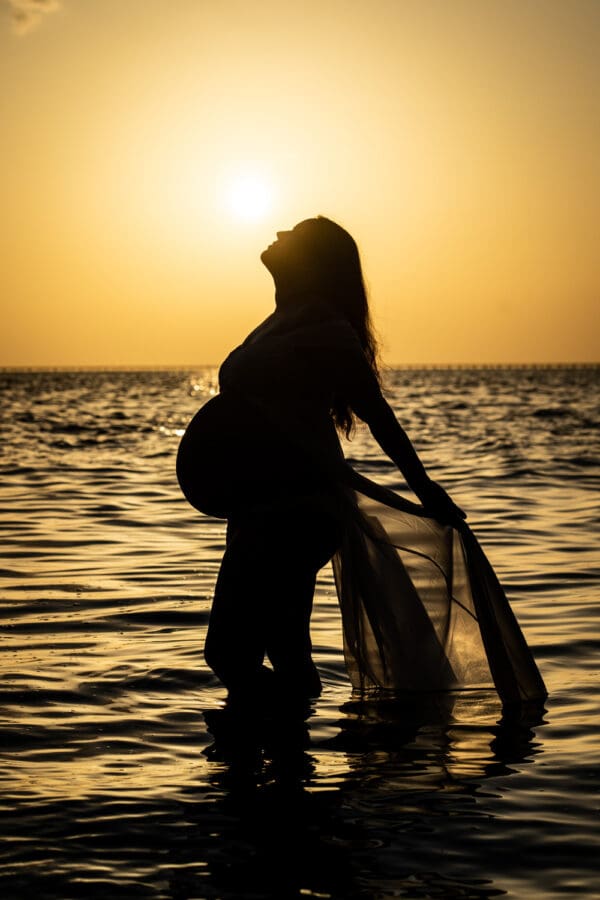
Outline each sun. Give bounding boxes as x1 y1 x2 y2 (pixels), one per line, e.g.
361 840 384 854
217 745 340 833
225 171 273 223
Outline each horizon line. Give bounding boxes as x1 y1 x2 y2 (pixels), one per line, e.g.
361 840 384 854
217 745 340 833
1 361 598 373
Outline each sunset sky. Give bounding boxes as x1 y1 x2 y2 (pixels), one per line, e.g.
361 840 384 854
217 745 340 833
2 0 599 366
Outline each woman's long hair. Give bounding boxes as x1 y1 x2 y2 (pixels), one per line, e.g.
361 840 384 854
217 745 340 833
303 216 380 437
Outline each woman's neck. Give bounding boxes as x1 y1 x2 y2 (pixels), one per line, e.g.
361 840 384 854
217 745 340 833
274 289 332 319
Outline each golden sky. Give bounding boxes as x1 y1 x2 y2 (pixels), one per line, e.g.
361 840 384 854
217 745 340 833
2 0 599 366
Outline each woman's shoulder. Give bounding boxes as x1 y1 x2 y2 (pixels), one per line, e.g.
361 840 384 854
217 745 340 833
289 310 363 352
236 308 368 371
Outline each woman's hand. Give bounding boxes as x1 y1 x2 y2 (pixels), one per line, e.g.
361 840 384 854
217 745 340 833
417 479 467 529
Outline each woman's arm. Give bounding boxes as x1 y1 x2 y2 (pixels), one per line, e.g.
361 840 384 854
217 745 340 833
354 391 466 527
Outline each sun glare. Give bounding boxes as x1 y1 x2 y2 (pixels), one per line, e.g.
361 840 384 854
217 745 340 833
225 171 273 222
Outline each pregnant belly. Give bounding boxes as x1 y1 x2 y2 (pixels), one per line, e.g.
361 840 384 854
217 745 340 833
176 393 325 518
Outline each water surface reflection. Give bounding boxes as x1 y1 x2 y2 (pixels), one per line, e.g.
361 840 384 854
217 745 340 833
197 693 545 899
1 367 596 899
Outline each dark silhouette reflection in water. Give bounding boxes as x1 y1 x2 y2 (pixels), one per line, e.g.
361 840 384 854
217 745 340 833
199 694 546 899
201 701 355 899
0 691 548 899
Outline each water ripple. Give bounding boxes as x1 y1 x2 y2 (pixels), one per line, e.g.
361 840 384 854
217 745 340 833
0 366 598 898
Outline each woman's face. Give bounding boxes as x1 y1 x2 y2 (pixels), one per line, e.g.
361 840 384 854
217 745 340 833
260 220 316 283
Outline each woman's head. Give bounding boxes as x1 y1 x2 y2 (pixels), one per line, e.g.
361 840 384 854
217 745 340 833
262 217 362 304
262 216 380 435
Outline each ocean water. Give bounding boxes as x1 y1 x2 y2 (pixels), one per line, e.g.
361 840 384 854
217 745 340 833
0 365 598 900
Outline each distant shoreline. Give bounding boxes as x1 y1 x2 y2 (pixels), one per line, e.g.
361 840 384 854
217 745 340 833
1 362 598 373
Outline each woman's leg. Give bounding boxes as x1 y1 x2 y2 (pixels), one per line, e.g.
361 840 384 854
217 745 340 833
204 499 341 699
203 517 269 696
263 505 340 696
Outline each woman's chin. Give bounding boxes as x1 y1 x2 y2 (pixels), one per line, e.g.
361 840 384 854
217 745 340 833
260 247 276 273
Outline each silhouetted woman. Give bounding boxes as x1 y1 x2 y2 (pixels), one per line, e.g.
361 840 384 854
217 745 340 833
177 217 546 706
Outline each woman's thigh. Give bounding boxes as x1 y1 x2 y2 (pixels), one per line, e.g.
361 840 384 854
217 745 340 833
227 494 342 571
208 497 341 645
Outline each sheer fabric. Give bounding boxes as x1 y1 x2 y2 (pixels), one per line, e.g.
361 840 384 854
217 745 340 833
333 485 547 703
